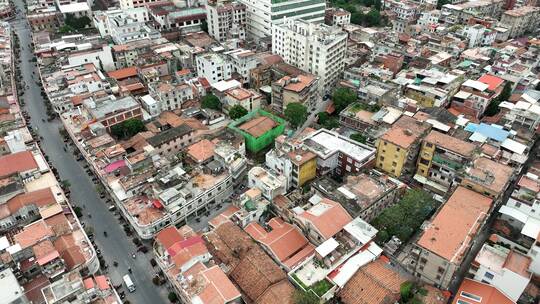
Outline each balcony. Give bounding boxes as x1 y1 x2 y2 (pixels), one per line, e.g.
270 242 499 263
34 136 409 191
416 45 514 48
432 153 462 171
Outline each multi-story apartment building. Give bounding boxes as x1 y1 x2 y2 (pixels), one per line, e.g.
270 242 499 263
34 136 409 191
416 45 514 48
501 90 540 133
222 87 262 113
452 74 505 119
248 166 287 200
265 135 317 190
402 69 463 108
84 95 143 131
146 124 197 156
195 52 233 84
148 81 194 112
222 48 259 85
500 6 540 38
324 7 350 27
93 8 159 45
302 129 377 176
415 130 477 195
271 74 319 113
239 0 326 38
148 3 206 32
384 0 419 33
313 170 406 222
411 187 493 289
206 0 246 42
375 116 431 178
272 18 347 92
440 0 505 25
461 157 514 200
468 243 531 302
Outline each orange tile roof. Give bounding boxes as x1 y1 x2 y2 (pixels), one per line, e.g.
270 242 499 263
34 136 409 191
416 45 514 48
0 151 38 178
245 218 313 267
199 265 242 303
424 130 476 157
452 279 514 304
381 127 419 149
15 220 54 249
155 226 184 250
61 246 86 270
478 74 504 91
339 257 407 304
107 67 137 80
32 240 59 266
187 139 215 163
503 251 531 278
226 88 254 101
239 116 278 138
465 157 514 194
206 221 294 303
417 187 493 262
298 198 352 240
44 213 71 236
7 188 55 214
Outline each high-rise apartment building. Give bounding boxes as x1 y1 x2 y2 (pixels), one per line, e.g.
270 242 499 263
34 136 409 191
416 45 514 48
239 0 326 38
272 18 347 92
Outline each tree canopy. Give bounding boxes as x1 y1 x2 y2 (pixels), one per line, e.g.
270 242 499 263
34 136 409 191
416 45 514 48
317 112 340 129
285 103 308 128
350 133 367 144
64 14 92 30
371 189 439 244
201 94 222 110
332 88 357 113
229 105 248 120
110 118 146 140
330 0 384 26
484 82 512 117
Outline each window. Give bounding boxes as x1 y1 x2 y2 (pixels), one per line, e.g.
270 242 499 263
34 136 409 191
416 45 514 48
456 300 472 304
484 272 494 280
460 291 482 302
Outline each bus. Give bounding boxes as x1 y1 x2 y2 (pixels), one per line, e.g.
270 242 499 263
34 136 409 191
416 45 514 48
123 274 135 292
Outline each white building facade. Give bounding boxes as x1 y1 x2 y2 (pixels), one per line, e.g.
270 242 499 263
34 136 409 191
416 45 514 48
272 18 347 92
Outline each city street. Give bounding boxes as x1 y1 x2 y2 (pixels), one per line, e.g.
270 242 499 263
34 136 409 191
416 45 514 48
10 1 169 303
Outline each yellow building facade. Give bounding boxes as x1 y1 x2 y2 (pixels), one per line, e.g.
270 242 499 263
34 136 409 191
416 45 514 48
375 139 409 177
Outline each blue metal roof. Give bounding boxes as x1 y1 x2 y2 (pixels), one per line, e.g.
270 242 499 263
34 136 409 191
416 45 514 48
465 123 508 142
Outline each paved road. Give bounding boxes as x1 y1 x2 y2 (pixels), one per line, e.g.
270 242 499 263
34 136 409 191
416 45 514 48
11 2 168 303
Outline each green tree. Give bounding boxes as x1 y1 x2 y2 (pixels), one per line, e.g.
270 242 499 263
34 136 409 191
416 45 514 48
400 282 414 303
201 94 222 110
64 14 91 30
535 82 540 91
484 82 512 117
284 103 308 128
351 12 364 25
350 133 367 144
372 189 439 243
110 118 146 140
365 8 382 27
318 112 339 129
437 0 452 9
229 105 248 120
293 290 319 304
332 88 357 113
58 25 74 33
167 292 178 303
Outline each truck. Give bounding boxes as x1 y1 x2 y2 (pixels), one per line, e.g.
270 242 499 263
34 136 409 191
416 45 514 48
123 274 135 292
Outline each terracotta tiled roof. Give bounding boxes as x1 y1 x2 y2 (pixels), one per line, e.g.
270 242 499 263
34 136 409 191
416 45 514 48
339 257 407 304
7 188 55 214
107 67 138 80
245 218 314 268
206 221 294 302
44 213 72 236
417 187 492 262
0 151 38 178
464 157 514 194
452 279 514 304
298 198 352 240
187 139 215 163
155 226 184 250
424 130 476 157
14 220 54 249
239 116 278 138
